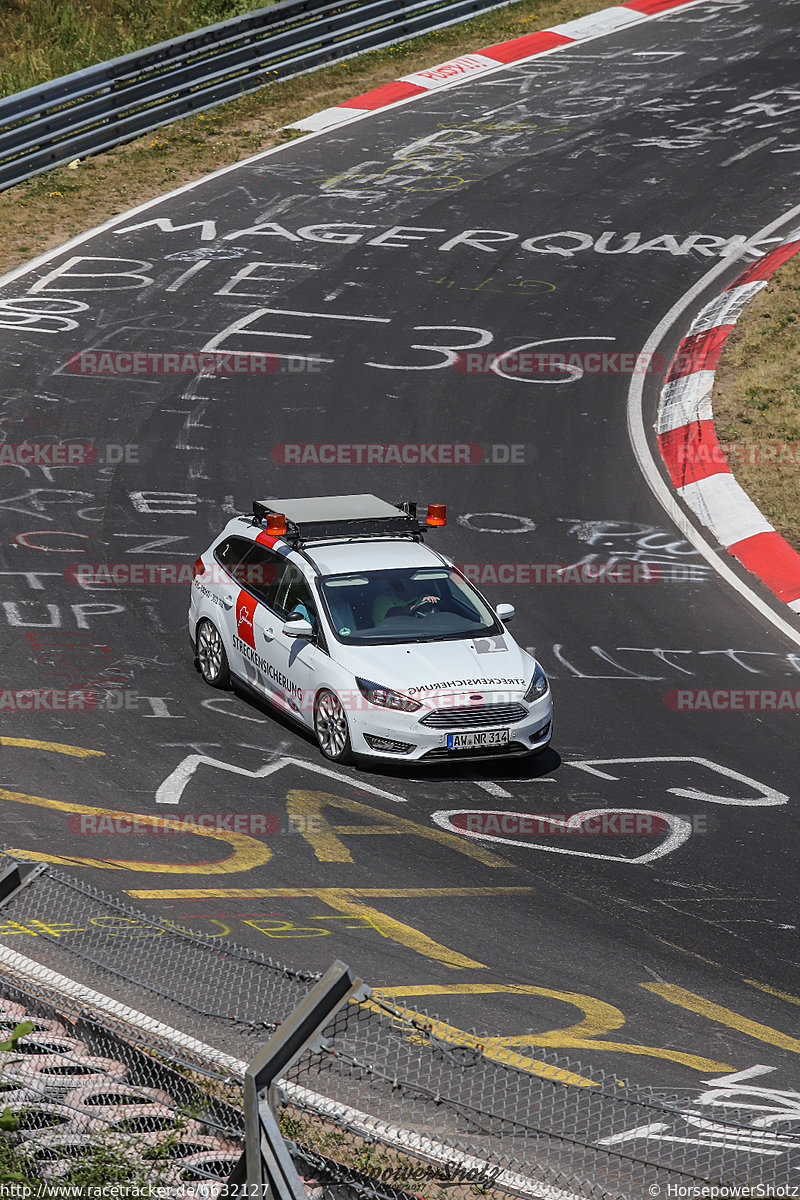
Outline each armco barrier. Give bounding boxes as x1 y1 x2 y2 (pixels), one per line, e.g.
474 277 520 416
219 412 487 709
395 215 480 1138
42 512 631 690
1 851 799 1198
0 0 524 192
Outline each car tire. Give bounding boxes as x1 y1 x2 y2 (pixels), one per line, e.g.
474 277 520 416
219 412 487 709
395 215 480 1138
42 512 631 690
195 619 231 689
314 690 354 764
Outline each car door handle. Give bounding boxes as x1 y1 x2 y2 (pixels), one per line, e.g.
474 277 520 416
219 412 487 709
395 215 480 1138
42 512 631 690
261 626 275 642
221 591 234 610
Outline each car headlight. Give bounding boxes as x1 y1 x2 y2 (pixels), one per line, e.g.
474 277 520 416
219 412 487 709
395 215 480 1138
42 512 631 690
356 678 421 713
524 663 549 702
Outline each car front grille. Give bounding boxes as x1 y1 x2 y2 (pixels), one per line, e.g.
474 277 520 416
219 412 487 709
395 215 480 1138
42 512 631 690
419 703 528 730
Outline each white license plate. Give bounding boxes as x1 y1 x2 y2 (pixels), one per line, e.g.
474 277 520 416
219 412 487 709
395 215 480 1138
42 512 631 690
447 729 510 751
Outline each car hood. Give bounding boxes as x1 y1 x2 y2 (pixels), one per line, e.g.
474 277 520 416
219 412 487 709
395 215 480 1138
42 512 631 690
332 633 534 701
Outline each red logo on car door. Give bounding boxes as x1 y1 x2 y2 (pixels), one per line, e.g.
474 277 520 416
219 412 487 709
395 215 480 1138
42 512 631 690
236 590 258 648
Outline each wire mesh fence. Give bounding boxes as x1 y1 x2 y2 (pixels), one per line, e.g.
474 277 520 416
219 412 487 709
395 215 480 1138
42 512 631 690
0 983 245 1192
0 851 798 1199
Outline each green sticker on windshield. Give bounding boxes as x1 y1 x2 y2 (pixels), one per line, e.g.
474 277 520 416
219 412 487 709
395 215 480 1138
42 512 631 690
339 626 351 636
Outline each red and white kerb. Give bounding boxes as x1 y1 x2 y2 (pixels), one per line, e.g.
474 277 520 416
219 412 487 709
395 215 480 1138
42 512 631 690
288 1 698 133
656 232 800 612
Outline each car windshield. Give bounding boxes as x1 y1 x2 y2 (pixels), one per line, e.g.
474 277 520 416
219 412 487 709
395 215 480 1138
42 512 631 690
318 566 503 645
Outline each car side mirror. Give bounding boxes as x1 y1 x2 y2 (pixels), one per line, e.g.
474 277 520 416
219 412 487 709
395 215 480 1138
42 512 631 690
283 616 313 639
495 603 515 623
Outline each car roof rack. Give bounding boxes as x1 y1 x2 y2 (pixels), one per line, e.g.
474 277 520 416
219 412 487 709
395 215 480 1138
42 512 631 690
251 494 432 544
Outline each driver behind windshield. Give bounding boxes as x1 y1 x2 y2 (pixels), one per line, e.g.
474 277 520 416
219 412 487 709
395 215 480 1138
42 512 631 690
320 568 500 643
371 577 440 624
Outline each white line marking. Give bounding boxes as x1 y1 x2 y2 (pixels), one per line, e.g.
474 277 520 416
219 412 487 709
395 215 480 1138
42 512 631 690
432 807 692 864
473 780 513 797
720 137 777 167
154 752 406 804
245 307 390 323
566 755 789 807
165 260 212 292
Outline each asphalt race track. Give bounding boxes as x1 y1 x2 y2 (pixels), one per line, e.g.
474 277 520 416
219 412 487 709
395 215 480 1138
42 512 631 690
1 0 799 1105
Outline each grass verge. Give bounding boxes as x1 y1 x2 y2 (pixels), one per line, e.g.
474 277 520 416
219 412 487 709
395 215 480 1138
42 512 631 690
712 254 800 552
1 0 604 278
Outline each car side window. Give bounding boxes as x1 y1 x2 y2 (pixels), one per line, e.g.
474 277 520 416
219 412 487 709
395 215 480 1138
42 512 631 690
234 543 286 609
213 536 251 573
274 565 318 628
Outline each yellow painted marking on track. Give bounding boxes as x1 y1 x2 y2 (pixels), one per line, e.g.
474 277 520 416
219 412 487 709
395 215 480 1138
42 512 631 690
374 984 550 995
373 984 733 1074
285 790 353 862
285 790 509 867
314 888 485 970
0 789 272 875
5 848 123 870
124 886 497 969
0 737 104 758
125 886 535 899
362 997 597 1088
745 979 800 1007
322 825 401 835
642 982 800 1055
241 917 329 938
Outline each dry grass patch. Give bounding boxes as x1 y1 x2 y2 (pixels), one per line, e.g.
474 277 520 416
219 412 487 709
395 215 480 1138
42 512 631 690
712 254 800 551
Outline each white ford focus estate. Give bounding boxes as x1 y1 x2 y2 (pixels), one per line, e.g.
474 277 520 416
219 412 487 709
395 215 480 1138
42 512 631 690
188 494 552 764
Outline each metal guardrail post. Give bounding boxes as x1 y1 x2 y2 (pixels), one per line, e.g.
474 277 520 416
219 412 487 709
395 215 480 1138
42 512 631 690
0 859 48 908
228 959 369 1197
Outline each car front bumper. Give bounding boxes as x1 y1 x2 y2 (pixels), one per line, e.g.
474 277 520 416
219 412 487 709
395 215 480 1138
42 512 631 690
345 691 553 762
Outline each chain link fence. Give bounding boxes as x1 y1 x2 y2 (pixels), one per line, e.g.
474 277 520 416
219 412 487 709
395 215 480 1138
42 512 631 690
0 851 798 1198
0 983 244 1192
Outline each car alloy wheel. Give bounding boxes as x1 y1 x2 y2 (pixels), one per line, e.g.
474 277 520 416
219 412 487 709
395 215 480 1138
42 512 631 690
196 619 230 689
314 690 353 763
